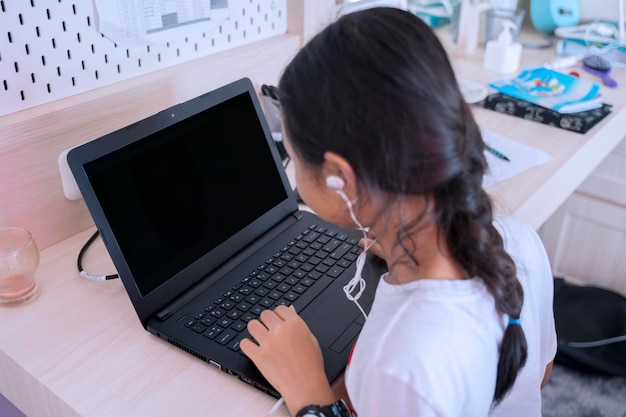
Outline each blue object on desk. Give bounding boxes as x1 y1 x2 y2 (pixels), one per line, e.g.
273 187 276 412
530 0 580 34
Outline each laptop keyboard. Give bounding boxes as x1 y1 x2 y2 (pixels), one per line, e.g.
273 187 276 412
180 224 362 353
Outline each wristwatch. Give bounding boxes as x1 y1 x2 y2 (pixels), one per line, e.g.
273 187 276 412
295 399 353 417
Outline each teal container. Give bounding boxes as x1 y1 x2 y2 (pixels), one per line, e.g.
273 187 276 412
530 0 580 34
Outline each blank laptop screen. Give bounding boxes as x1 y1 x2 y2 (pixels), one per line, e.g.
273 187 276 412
83 92 288 296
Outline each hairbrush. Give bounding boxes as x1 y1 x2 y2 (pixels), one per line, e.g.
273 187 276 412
582 55 618 88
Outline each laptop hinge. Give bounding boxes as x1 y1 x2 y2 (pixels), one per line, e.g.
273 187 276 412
156 309 172 321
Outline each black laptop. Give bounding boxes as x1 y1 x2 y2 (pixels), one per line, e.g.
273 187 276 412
67 77 385 397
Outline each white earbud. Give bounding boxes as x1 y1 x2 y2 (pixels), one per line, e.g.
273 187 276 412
327 175 352 205
326 175 345 191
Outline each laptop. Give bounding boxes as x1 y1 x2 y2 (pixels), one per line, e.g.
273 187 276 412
67 77 386 398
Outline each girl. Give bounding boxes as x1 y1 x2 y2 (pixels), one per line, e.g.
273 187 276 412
240 7 556 417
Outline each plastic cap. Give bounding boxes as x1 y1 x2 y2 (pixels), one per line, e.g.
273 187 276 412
498 20 516 46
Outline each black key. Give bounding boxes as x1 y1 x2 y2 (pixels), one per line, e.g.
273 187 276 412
326 265 345 278
322 239 341 253
251 305 264 316
307 270 322 280
263 280 278 290
216 330 236 346
228 335 245 352
293 284 307 294
284 292 298 302
191 324 206 334
322 257 337 267
260 298 273 308
275 299 290 307
248 278 263 288
285 276 299 286
203 326 222 340
300 277 315 287
200 317 216 327
217 317 233 328
246 294 261 304
230 293 244 303
220 300 235 311
241 313 257 322
254 287 270 297
330 242 352 260
231 321 247 332
268 290 282 300
237 302 252 312
293 269 307 279
227 310 243 320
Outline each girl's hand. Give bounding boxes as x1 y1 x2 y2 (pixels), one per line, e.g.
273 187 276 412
240 305 335 416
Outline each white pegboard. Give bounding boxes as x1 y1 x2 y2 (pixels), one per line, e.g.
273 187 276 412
0 0 287 117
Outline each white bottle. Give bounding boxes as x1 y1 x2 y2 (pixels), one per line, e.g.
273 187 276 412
456 0 491 57
483 20 522 73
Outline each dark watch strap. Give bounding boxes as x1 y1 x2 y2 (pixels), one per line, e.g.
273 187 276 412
295 399 352 417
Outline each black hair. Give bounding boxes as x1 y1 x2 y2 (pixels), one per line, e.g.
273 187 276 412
278 7 527 404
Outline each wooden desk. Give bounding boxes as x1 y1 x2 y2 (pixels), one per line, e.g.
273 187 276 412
2 29 625 417
444 35 626 230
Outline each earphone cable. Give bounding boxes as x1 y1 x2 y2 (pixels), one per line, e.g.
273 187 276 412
337 187 373 320
77 230 119 281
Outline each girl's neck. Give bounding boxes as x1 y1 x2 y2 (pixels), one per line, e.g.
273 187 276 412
374 215 468 285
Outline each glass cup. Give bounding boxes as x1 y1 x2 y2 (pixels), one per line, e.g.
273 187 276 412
0 227 40 304
484 8 525 44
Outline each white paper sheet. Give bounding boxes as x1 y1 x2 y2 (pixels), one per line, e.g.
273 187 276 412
482 128 553 187
93 0 230 45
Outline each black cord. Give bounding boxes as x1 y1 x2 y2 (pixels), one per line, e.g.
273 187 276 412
77 230 119 281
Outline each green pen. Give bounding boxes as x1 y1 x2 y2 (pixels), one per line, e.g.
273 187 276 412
487 146 510 162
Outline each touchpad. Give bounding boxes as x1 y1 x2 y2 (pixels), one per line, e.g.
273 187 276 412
305 287 373 348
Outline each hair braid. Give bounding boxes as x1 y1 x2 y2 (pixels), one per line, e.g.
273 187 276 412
434 124 528 404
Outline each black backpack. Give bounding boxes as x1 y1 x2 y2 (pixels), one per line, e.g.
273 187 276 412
553 277 626 376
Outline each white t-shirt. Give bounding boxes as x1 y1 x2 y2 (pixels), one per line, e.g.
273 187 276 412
344 215 557 417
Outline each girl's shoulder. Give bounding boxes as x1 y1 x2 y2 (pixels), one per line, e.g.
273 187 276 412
493 214 541 248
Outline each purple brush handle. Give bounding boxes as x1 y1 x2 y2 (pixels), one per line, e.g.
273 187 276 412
583 63 618 88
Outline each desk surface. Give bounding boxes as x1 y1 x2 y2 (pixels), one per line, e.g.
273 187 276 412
2 28 626 417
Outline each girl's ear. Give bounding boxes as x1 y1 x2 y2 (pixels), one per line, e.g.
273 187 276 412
322 152 357 195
